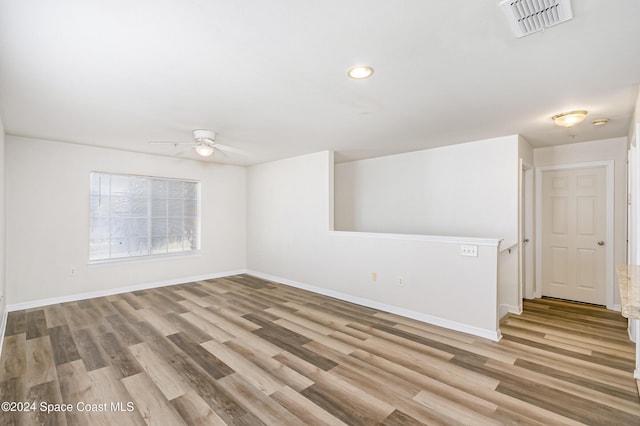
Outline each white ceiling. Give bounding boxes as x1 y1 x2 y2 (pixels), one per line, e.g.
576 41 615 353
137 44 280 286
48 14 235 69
1 0 639 165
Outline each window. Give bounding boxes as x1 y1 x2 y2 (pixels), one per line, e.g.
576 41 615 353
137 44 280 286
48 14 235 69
89 172 200 262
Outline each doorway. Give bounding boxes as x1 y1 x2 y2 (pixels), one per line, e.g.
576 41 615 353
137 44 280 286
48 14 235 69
535 162 614 307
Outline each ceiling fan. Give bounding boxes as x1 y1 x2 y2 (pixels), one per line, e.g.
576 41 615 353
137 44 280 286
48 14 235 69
149 129 250 157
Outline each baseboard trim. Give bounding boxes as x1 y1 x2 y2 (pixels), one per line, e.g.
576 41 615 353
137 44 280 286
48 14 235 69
499 304 522 319
247 270 501 342
608 304 622 312
6 269 247 312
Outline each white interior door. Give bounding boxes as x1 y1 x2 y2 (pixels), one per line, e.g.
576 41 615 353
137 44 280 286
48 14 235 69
541 166 607 305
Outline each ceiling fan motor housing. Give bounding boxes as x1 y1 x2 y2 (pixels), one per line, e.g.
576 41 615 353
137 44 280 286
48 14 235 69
193 129 216 142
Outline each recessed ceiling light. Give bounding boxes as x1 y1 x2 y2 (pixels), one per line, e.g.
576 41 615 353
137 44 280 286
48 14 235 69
592 118 609 127
552 110 588 127
347 65 374 79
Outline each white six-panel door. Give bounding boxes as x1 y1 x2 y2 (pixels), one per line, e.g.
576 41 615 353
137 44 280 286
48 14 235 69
541 166 607 305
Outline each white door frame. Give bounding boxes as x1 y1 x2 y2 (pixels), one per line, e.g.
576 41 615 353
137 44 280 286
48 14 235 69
520 161 535 300
535 160 615 309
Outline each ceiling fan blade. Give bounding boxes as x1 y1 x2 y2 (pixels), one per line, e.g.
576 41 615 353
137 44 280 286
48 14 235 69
214 143 251 156
149 141 194 145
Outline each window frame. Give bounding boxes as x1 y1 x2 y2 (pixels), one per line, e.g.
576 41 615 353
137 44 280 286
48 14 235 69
88 171 201 264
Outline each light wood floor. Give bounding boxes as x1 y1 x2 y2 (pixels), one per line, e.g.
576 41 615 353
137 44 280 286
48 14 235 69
1 274 639 425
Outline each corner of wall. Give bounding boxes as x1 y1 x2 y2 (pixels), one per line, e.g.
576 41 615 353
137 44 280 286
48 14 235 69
0 113 6 353
635 85 640 124
629 89 639 146
327 150 335 231
518 134 534 166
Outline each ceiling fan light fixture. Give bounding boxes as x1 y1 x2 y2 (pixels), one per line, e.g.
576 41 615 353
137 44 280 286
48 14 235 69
552 110 588 127
347 65 374 79
194 143 214 157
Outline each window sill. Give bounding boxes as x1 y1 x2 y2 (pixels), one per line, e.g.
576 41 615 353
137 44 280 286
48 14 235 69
88 250 201 267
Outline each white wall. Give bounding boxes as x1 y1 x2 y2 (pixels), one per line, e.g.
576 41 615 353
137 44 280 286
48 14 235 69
6 136 246 306
334 135 520 241
534 137 628 306
635 124 640 264
334 135 522 318
0 116 5 325
247 151 501 339
630 126 638 264
629 93 640 265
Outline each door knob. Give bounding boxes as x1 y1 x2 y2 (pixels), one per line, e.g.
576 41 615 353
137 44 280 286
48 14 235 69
597 241 605 246
523 238 530 243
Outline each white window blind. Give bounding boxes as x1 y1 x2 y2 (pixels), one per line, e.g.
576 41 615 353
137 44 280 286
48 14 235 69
89 172 200 261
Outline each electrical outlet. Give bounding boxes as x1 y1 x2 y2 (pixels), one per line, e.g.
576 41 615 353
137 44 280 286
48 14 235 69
398 276 404 286
460 245 478 257
371 272 377 282
69 265 78 277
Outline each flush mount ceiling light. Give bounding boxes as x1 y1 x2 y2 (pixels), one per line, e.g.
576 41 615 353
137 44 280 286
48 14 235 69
194 143 214 157
347 65 374 79
552 110 588 127
592 118 609 127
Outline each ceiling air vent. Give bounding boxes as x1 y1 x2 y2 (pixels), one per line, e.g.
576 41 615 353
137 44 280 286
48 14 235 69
499 0 573 38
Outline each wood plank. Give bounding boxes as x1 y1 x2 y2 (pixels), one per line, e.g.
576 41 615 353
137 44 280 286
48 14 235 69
412 389 502 426
88 366 147 426
25 309 48 340
25 336 56 388
24 380 67 426
178 311 234 343
136 308 181 336
94 326 143 379
179 300 283 356
393 323 518 364
43 304 68 329
200 339 284 395
62 303 96 330
48 325 81 366
300 379 394 425
127 342 191 401
121 372 187 426
217 373 302 425
274 317 356 355
72 328 109 372
163 312 213 343
266 306 336 335
484 358 640 416
0 377 26 426
5 310 26 336
308 346 471 425
56 359 98 425
111 299 144 323
104 314 143 347
166 332 234 380
496 379 640 425
270 385 349 426
164 351 264 425
245 313 338 371
171 391 227 426
0 334 26 381
225 338 313 392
